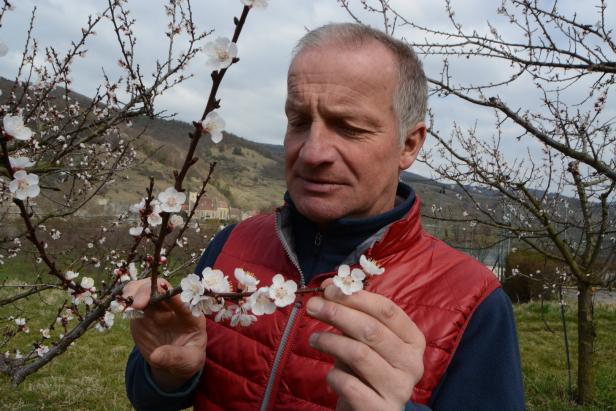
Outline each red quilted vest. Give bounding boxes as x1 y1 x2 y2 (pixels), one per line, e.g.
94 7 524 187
194 198 500 410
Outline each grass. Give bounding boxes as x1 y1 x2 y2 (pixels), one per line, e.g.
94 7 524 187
1 273 615 410
516 301 616 411
0 265 134 411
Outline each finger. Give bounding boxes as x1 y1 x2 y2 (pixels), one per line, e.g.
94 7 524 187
150 344 205 378
320 282 425 348
335 398 353 411
327 366 384 411
310 331 400 397
130 278 172 310
332 361 370 411
307 295 413 370
165 292 198 319
121 278 148 301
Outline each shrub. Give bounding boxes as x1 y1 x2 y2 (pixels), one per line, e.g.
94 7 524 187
503 249 562 303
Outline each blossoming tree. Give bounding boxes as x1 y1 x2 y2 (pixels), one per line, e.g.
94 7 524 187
0 0 254 385
1 0 387 387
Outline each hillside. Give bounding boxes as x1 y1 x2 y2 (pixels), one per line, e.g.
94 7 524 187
0 76 476 217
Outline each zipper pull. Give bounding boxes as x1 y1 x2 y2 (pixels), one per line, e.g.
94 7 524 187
314 232 322 248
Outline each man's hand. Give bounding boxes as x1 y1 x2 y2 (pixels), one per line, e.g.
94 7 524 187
306 281 426 411
122 278 207 392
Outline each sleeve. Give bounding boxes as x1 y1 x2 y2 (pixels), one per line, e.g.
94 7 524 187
124 224 236 411
426 287 526 410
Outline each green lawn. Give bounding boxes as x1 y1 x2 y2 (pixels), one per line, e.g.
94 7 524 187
1 279 615 410
516 301 616 411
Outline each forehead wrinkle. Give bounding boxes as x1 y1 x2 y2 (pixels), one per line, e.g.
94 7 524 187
286 76 387 122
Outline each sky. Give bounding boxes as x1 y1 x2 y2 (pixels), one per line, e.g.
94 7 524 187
1 0 614 180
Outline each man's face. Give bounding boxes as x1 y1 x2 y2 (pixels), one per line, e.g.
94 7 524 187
284 41 420 225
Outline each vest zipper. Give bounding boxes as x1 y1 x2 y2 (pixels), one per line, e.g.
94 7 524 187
259 212 307 411
314 231 322 248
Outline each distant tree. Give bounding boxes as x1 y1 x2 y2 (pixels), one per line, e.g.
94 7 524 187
340 0 616 403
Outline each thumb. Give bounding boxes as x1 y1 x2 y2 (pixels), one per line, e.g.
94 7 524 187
150 345 204 377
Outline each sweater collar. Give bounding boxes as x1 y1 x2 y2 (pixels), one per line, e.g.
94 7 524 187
284 182 415 238
279 183 416 281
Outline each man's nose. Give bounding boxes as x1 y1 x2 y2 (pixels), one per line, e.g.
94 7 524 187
298 122 336 167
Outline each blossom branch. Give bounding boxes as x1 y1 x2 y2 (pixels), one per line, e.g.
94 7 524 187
147 5 252 301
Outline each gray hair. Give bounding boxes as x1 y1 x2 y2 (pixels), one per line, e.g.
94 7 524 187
291 23 427 143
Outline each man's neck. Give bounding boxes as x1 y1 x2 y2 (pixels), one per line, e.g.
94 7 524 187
284 182 416 283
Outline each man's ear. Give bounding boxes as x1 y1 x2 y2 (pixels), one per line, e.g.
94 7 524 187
399 121 427 170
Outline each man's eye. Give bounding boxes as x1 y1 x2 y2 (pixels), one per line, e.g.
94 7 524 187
287 119 310 130
336 124 364 137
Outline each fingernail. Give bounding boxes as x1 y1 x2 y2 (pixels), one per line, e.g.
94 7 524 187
323 285 341 300
306 297 324 315
309 332 320 347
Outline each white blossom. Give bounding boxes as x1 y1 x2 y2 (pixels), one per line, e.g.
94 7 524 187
333 264 365 295
201 267 231 293
148 209 163 226
204 37 237 71
248 287 276 315
230 303 257 327
15 318 26 326
3 114 34 141
234 268 259 292
109 300 124 313
72 290 94 306
180 273 205 306
9 170 40 200
169 214 184 228
214 306 234 323
241 0 268 8
191 296 224 317
268 274 297 308
9 156 34 170
36 345 50 357
95 311 115 332
129 226 144 236
51 229 61 240
40 328 51 339
158 187 186 213
201 111 226 143
57 309 74 323
80 277 94 289
359 255 384 276
128 262 138 280
130 199 146 214
64 271 79 281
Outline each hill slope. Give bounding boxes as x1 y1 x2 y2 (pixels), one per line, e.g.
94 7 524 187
0 77 474 217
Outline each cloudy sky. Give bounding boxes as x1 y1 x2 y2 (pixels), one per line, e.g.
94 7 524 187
1 0 613 179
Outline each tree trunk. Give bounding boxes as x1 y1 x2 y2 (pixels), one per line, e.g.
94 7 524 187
576 281 595 404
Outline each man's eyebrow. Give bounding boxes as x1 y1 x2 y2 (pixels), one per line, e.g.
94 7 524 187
318 103 383 127
284 97 308 112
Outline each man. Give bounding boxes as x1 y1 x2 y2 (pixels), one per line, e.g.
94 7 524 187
125 23 525 410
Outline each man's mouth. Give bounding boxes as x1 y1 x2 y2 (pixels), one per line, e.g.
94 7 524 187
297 176 344 193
